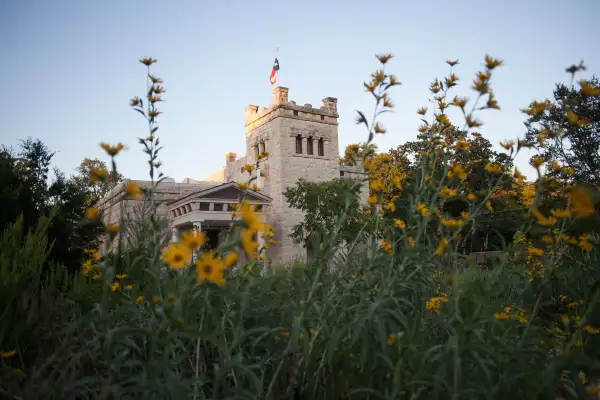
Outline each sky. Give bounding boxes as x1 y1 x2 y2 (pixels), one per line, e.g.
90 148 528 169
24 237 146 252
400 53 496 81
1 0 599 183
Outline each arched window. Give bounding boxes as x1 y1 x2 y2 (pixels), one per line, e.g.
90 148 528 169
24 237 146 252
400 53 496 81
295 135 302 154
317 138 324 156
307 137 313 155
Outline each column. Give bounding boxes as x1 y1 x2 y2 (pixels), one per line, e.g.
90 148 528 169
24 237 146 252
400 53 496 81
171 227 178 243
192 222 202 262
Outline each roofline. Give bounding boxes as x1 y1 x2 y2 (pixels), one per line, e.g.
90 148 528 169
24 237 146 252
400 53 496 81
167 181 272 207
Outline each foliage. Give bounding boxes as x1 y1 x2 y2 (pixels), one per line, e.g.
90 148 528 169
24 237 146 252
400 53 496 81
283 177 366 249
1 55 600 400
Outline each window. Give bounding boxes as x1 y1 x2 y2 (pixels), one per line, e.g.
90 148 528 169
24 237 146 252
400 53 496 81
213 203 223 212
295 135 302 154
321 115 325 121
307 137 313 155
199 202 210 211
255 204 263 212
340 171 345 177
293 110 298 116
317 138 324 156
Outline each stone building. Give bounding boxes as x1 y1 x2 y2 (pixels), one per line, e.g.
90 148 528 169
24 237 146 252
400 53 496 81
97 87 366 263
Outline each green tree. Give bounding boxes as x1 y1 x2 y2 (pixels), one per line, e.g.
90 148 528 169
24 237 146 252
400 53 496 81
283 178 365 256
524 76 600 185
73 157 123 205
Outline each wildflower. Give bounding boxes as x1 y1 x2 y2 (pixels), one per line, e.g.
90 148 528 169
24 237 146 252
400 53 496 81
455 140 469 151
426 295 448 314
367 194 378 205
448 163 467 180
387 335 397 345
125 284 133 290
417 106 428 115
86 207 99 220
92 272 101 280
152 296 160 304
435 114 450 125
140 57 158 66
584 325 600 335
241 229 259 259
394 219 406 229
485 200 494 213
161 243 192 270
196 252 225 286
100 142 125 157
569 186 594 218
484 163 503 174
136 295 144 303
180 230 206 251
111 281 120 292
392 175 403 190
383 202 396 212
550 209 570 219
1 349 17 358
579 80 600 97
148 73 162 84
467 193 477 201
167 295 175 302
578 234 593 251
89 167 109 184
484 54 503 70
407 236 414 248
416 202 429 217
440 187 457 198
441 218 464 228
542 235 554 244
434 238 449 255
126 181 141 200
465 115 483 128
446 59 459 67
369 178 384 192
242 164 255 173
418 124 429 133
116 273 127 279
380 240 393 255
105 224 119 234
223 251 238 267
374 122 386 134
531 156 544 169
487 92 500 110
567 110 590 127
494 312 510 320
528 247 544 257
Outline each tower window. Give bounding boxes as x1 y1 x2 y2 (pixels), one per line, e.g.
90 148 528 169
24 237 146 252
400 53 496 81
295 135 302 154
321 115 325 121
307 137 313 155
293 110 298 116
340 171 345 177
317 138 324 156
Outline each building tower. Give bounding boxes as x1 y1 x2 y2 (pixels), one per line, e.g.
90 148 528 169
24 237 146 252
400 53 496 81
238 87 340 263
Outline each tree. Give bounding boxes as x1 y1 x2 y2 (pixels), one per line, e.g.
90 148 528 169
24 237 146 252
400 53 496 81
524 76 600 186
73 157 123 205
340 142 377 166
283 178 366 255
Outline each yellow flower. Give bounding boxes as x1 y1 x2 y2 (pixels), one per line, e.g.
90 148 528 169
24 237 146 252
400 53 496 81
241 229 259 259
417 106 428 115
441 218 464 228
380 240 393 255
569 186 594 218
126 181 141 200
387 335 397 345
484 54 503 70
1 349 17 358
440 187 457 198
89 167 109 184
578 234 593 251
541 235 554 244
374 122 386 134
494 312 510 320
467 193 477 201
223 251 238 267
435 114 450 125
434 238 449 255
584 325 600 335
455 140 469 151
136 295 144 303
236 182 249 190
125 284 133 290
484 163 503 174
152 296 160 304
550 209 570 219
86 207 99 220
452 96 468 108
105 224 119 234
111 281 120 292
196 252 225 286
369 179 384 192
394 219 406 229
116 273 127 279
567 110 590 127
531 156 544 169
383 202 396 212
92 272 101 280
579 80 600 97
407 236 414 248
367 194 378 205
242 164 255 173
100 142 125 157
416 202 429 216
528 247 544 257
180 230 206 251
237 200 263 232
140 57 158 66
448 163 467 181
167 295 175 302
465 115 483 128
485 200 494 213
161 243 192 270
460 211 470 220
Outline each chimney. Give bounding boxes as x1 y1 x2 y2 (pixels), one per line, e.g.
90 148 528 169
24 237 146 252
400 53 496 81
322 97 338 113
272 86 289 105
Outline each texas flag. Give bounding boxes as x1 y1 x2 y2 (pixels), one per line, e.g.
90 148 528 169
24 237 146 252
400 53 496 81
270 57 279 85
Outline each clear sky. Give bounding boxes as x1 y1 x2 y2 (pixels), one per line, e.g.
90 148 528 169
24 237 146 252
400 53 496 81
1 0 598 182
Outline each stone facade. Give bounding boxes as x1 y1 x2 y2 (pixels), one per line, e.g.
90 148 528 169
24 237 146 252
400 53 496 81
98 87 367 264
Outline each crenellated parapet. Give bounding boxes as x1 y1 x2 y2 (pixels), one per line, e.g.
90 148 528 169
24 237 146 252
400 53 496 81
244 87 338 133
